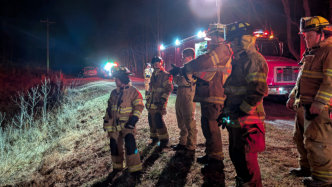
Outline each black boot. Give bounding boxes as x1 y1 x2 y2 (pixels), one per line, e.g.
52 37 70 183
149 138 159 146
197 155 209 165
156 139 169 152
289 167 311 177
201 158 225 187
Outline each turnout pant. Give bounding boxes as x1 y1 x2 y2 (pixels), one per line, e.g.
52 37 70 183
201 102 223 160
227 123 265 187
303 105 332 183
148 109 169 142
109 128 142 172
293 107 310 169
176 88 197 150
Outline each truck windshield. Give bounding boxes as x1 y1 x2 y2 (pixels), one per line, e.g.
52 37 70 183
255 39 280 56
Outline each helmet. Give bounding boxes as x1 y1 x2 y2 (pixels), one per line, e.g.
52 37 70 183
111 66 132 78
207 23 225 37
150 56 163 64
224 22 252 42
299 16 332 33
111 66 132 84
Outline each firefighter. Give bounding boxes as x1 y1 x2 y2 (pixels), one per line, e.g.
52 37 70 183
144 63 153 96
172 23 232 185
146 56 173 150
287 63 311 177
172 48 197 155
293 16 332 187
218 22 268 187
103 66 144 178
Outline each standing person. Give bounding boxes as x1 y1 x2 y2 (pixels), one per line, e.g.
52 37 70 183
146 56 173 150
219 22 268 187
144 63 154 96
173 23 232 185
103 66 144 180
172 48 197 156
287 63 310 177
293 16 332 187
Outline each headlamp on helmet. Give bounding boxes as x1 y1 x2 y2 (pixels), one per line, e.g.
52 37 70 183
299 16 331 34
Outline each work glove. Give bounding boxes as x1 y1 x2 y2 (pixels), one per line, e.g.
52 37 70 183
169 64 181 76
217 113 228 129
124 115 139 129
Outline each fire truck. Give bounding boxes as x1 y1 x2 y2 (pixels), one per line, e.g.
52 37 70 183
160 29 300 96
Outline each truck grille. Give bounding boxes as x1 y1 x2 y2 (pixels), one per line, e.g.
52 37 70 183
275 66 299 83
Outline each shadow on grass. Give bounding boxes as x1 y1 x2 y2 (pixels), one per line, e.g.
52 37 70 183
155 150 194 187
92 170 122 187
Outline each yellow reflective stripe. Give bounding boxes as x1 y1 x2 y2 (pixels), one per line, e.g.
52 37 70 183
161 93 169 99
324 69 332 76
113 162 124 169
195 96 226 104
158 133 169 140
119 116 129 121
150 133 158 138
316 91 332 102
128 163 142 172
104 125 114 132
240 100 254 113
133 110 142 117
148 104 158 110
246 72 267 82
133 99 143 106
312 170 332 179
302 70 324 78
209 151 224 160
210 51 219 66
202 72 216 82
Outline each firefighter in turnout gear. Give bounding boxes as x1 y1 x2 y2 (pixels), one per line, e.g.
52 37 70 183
172 48 197 154
292 16 332 187
146 56 173 150
174 23 232 185
144 63 153 96
287 62 311 177
103 66 144 176
219 22 268 187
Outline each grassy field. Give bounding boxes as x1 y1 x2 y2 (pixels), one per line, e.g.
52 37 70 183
0 80 303 186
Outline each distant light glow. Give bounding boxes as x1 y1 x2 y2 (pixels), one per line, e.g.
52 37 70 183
175 39 181 46
159 44 165 51
104 62 117 71
197 31 206 38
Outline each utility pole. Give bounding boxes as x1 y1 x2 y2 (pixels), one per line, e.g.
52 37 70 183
216 0 221 23
40 18 55 74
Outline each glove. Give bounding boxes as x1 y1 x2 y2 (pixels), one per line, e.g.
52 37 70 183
217 113 227 129
169 64 181 76
124 115 139 129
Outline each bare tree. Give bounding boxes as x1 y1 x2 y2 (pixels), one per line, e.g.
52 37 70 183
281 0 300 60
303 0 311 17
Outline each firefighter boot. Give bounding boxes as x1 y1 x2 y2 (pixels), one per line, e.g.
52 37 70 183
303 177 332 187
201 158 225 186
149 138 159 146
157 139 169 152
235 176 254 187
289 167 311 177
197 155 209 165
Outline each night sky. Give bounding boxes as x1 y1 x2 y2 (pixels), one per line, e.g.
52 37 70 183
0 0 329 74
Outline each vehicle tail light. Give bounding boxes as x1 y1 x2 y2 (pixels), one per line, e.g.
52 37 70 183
277 68 283 74
293 68 299 73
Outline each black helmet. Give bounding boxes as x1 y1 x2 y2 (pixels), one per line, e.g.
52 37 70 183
111 66 132 84
224 22 253 42
151 56 163 64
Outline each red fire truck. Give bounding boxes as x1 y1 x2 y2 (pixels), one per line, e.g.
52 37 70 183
160 29 300 96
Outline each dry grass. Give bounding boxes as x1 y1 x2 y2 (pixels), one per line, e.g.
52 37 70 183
0 80 304 186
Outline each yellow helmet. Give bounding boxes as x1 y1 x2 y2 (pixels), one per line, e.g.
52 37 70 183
224 22 252 41
299 16 332 33
207 23 225 37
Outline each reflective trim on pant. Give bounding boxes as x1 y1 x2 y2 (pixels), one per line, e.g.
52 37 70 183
293 107 310 169
176 91 197 150
148 110 169 141
227 124 264 187
128 163 143 172
304 107 332 183
109 128 142 171
201 102 223 160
